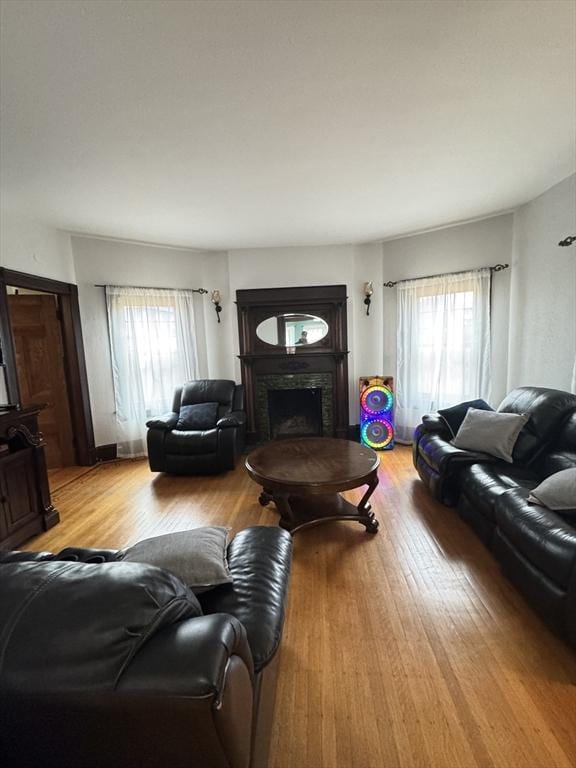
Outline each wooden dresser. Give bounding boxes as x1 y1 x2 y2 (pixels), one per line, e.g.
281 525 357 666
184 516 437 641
0 406 59 550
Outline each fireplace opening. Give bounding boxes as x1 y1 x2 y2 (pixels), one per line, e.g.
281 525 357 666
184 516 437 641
268 388 323 439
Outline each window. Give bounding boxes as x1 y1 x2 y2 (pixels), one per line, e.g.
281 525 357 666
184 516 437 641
106 287 199 457
395 269 491 442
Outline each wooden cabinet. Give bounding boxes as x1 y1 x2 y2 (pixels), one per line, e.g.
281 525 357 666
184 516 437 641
0 406 59 550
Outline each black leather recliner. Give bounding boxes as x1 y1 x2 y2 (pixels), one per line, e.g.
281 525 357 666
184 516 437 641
412 387 576 646
0 526 292 768
147 380 246 474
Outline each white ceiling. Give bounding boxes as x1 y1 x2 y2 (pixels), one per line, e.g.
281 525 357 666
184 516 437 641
1 0 575 250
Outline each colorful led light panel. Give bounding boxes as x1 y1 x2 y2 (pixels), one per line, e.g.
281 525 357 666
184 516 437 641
360 385 393 414
361 418 394 449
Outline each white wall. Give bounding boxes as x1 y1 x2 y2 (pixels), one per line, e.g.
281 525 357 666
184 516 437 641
71 238 386 440
201 250 236 381
71 236 219 445
5 188 575 449
227 244 383 422
381 214 514 406
0 209 75 283
507 174 576 392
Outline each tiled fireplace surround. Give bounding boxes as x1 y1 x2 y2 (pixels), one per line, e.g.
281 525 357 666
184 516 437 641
255 373 334 441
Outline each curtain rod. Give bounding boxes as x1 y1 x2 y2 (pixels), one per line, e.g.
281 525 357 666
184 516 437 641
383 263 509 287
94 283 208 294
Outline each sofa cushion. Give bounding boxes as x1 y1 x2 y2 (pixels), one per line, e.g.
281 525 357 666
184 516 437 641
438 399 493 438
459 462 540 521
453 409 529 463
495 488 576 589
176 402 218 430
122 527 233 593
165 428 218 455
538 412 576 477
0 561 202 692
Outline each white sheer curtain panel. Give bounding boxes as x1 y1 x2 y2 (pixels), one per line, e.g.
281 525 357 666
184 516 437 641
395 268 492 443
106 286 199 457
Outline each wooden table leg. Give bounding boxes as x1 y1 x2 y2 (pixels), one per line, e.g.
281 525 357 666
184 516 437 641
258 487 274 507
264 473 380 535
357 473 379 533
273 493 296 532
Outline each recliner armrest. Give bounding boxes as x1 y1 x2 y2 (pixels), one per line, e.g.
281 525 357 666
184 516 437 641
117 613 254 695
199 526 292 673
146 412 179 430
0 551 55 564
217 411 247 429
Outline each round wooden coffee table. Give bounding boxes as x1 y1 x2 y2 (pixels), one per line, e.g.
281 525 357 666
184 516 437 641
245 437 380 534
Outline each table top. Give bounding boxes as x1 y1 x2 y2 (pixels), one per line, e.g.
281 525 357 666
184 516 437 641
245 437 379 489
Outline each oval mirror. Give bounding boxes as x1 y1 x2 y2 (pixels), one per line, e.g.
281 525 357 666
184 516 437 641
256 313 329 347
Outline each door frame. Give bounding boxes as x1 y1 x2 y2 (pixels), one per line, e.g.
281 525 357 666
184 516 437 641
0 268 96 465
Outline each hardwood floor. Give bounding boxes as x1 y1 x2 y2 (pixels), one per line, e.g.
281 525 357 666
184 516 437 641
27 447 576 768
48 464 98 493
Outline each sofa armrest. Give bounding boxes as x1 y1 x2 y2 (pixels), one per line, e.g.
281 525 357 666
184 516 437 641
198 527 292 673
217 411 247 429
146 412 178 430
421 414 451 436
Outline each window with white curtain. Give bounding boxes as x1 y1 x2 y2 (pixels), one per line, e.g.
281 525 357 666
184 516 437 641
106 286 199 458
395 268 491 443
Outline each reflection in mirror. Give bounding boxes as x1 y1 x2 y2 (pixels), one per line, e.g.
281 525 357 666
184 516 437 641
256 314 329 347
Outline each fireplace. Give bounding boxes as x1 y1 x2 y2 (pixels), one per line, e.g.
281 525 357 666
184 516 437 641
268 387 323 439
236 285 349 443
255 372 333 441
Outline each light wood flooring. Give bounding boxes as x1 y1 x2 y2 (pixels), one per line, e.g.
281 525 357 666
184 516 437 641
48 464 98 493
27 447 576 768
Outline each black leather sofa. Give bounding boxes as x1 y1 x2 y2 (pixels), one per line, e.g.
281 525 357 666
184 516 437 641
0 526 292 768
147 379 246 474
413 387 576 645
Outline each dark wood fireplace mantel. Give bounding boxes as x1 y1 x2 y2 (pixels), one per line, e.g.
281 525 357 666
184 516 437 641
236 285 349 443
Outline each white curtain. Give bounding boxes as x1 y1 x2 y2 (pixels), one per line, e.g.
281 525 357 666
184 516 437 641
106 286 199 457
395 268 491 443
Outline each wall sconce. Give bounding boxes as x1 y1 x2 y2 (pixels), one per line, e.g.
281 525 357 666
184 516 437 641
363 281 373 316
211 290 222 323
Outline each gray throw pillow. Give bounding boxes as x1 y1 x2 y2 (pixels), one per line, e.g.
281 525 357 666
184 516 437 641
528 468 576 511
452 407 529 463
122 526 233 593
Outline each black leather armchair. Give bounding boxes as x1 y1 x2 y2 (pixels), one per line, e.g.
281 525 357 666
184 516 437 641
147 380 246 474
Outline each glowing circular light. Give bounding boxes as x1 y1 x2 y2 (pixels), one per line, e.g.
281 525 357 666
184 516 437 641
361 418 394 449
361 385 393 414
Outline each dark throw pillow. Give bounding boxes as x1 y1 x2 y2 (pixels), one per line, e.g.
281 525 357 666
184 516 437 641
176 402 219 430
438 398 494 437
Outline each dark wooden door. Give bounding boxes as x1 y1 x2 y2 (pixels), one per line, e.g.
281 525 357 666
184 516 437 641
8 294 76 467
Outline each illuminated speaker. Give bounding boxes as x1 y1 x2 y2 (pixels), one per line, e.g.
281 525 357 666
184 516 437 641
359 376 394 450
